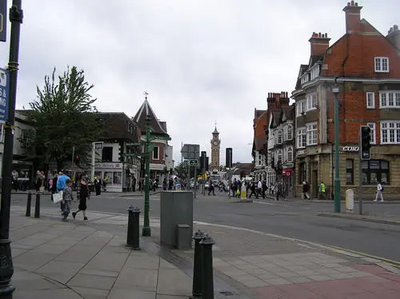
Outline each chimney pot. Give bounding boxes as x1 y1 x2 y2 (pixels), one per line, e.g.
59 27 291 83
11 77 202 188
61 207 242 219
351 0 354 6
395 25 399 30
355 2 358 6
347 2 350 6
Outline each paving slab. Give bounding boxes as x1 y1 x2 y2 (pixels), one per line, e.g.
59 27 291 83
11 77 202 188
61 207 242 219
157 268 192 296
67 273 116 290
70 286 109 299
113 267 158 292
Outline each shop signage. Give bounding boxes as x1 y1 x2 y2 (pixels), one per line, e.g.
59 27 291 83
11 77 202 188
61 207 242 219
342 146 359 152
95 163 122 169
282 169 293 177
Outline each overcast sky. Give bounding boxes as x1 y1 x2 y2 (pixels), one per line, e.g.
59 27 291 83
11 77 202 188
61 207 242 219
0 0 398 165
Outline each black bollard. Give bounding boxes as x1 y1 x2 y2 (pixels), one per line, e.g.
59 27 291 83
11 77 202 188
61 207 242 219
34 193 40 218
191 230 205 299
127 206 141 250
200 234 215 299
25 192 32 217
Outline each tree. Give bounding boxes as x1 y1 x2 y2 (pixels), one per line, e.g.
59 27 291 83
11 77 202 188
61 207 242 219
23 66 101 171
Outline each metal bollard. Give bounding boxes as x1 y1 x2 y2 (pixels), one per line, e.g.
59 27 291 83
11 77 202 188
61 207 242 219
200 234 215 299
191 230 205 299
34 193 40 218
25 192 32 217
127 206 141 250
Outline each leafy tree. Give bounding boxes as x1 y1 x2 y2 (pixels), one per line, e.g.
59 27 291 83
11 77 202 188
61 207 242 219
22 66 101 171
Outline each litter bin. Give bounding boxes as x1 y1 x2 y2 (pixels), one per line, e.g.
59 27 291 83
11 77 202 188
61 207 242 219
160 191 193 248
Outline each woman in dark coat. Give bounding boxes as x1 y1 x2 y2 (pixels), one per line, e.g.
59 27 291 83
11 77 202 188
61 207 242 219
72 173 89 221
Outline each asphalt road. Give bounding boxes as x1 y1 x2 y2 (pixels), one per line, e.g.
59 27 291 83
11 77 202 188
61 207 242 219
10 191 400 262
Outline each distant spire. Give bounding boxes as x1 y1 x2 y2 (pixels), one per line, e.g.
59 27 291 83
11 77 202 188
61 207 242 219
143 90 149 100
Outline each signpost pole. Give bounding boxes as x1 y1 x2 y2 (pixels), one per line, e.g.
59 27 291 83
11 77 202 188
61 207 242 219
358 128 363 215
0 1 23 297
193 162 197 198
142 115 151 237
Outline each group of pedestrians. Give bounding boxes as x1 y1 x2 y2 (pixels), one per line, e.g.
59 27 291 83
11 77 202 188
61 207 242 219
53 171 89 222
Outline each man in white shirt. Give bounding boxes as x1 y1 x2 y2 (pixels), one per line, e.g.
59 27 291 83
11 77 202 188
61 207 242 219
373 182 384 202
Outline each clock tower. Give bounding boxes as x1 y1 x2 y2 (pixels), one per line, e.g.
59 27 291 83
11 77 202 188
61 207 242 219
210 126 221 171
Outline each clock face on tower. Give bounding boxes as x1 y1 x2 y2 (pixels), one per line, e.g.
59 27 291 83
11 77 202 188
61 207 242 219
213 140 219 146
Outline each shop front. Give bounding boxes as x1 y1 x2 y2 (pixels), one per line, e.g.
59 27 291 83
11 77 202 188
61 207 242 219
94 162 123 193
282 166 294 197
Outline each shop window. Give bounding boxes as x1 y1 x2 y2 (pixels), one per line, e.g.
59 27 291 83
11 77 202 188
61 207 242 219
299 162 306 184
102 147 113 162
361 160 390 185
345 159 354 185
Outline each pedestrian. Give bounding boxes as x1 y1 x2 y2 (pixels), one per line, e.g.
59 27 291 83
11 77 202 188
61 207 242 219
318 181 327 200
72 173 89 221
57 171 71 211
61 179 73 221
276 181 285 201
12 169 18 191
94 176 101 195
208 180 215 196
248 182 258 199
132 176 137 192
302 181 310 199
373 181 384 202
162 178 167 190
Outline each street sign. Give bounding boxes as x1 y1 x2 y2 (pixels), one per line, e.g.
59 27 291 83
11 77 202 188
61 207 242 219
189 159 198 166
0 0 6 42
94 142 103 150
126 142 142 146
181 144 200 160
0 68 9 121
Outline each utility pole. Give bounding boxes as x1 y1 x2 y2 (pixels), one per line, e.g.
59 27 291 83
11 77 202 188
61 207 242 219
333 81 341 213
0 1 23 298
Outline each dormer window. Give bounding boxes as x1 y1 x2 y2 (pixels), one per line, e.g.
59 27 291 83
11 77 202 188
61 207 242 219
375 57 389 73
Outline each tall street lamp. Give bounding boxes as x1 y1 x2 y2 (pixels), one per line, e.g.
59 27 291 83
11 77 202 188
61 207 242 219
332 83 341 213
0 1 23 298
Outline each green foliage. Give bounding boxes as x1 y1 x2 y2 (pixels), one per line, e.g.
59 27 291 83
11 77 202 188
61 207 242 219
23 66 101 170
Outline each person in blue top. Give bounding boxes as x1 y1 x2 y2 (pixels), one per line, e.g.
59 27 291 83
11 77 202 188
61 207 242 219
56 171 71 211
57 171 70 192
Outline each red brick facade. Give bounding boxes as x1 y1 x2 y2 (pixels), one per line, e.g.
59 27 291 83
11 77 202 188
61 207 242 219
293 1 400 199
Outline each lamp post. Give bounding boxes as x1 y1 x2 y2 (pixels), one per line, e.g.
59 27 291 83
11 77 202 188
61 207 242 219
332 83 341 213
142 114 151 237
0 1 23 298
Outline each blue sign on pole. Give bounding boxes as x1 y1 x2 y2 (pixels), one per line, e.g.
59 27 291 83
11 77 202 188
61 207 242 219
0 68 9 122
0 0 6 42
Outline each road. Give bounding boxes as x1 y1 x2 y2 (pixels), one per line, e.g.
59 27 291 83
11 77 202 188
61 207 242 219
11 191 400 263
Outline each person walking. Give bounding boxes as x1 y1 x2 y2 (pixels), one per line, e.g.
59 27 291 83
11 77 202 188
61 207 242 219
276 181 285 201
302 181 310 199
72 173 90 221
373 181 384 202
208 180 215 196
318 181 327 200
61 179 73 221
57 171 71 211
248 181 258 199
132 176 137 192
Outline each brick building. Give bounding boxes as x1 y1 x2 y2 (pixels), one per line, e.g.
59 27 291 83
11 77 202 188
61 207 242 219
293 1 400 199
252 109 267 181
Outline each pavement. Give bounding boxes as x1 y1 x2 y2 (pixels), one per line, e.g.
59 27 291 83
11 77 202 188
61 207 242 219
7 203 400 299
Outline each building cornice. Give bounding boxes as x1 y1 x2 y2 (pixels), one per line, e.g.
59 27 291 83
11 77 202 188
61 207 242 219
292 76 400 98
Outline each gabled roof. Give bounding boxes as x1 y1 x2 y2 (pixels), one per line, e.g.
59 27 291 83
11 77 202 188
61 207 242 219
295 64 309 89
132 99 169 137
282 106 294 122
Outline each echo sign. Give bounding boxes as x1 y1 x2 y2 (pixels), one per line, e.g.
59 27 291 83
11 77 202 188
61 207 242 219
342 146 359 152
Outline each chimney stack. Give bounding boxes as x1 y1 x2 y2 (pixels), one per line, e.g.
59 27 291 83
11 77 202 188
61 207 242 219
387 24 400 50
343 1 362 34
267 92 276 110
308 32 331 56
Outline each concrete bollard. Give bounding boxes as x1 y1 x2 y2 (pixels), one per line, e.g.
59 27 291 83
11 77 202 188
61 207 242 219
34 193 40 218
25 192 32 217
200 234 215 299
191 230 205 299
127 206 141 250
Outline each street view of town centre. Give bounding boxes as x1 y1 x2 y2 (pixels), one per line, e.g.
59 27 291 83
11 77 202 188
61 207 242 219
0 1 400 298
